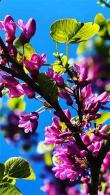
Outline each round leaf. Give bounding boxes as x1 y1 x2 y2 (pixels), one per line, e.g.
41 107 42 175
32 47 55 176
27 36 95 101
50 18 99 43
4 157 36 180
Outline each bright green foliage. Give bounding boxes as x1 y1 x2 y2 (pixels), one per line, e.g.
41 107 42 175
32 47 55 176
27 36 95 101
5 157 36 180
50 18 99 43
94 13 106 26
94 13 110 38
94 112 110 124
24 43 36 60
37 73 58 103
13 38 23 54
14 39 35 60
8 97 26 111
53 63 66 73
76 41 88 54
0 183 22 195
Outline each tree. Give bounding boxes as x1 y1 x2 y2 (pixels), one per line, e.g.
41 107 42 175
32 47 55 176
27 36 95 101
0 11 110 195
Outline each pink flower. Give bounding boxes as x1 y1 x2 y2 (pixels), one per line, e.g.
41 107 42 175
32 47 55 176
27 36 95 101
24 53 47 75
21 83 35 98
81 85 110 115
52 143 88 181
18 18 36 43
41 180 58 195
58 89 73 106
0 73 24 97
46 68 64 86
18 112 39 133
45 110 73 145
0 15 16 43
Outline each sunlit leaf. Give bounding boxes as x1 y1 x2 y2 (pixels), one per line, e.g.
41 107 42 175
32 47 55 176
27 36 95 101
13 38 23 54
94 13 107 36
44 152 52 166
76 42 87 54
4 157 36 180
50 18 99 43
94 112 110 124
61 56 68 66
8 97 26 111
24 43 36 60
37 141 54 154
53 64 66 73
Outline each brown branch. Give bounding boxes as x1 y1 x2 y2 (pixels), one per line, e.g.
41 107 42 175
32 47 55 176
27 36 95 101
0 36 92 156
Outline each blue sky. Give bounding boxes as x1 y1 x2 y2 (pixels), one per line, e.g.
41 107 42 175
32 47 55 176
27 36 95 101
0 0 110 194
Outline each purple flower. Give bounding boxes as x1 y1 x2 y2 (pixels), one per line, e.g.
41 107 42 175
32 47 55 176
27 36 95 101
24 53 47 75
81 85 110 115
52 143 88 181
18 18 36 43
0 72 24 97
18 112 39 133
41 180 58 195
45 110 73 145
0 15 16 43
21 83 35 98
46 68 64 86
58 89 73 106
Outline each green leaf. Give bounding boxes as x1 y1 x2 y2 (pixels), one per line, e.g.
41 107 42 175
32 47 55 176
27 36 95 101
76 42 87 54
94 112 110 124
2 176 16 185
13 39 23 54
4 157 36 180
71 22 100 43
37 73 58 103
94 14 107 37
24 43 36 60
50 18 99 43
8 97 26 111
44 152 52 166
61 56 68 67
0 183 22 195
94 13 106 26
53 64 66 73
0 164 5 180
107 19 110 35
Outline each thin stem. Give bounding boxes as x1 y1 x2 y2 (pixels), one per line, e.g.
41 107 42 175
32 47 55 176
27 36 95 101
66 43 69 58
56 42 59 53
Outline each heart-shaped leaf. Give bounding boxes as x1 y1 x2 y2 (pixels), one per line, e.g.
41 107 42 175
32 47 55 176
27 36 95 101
50 18 99 43
4 157 36 180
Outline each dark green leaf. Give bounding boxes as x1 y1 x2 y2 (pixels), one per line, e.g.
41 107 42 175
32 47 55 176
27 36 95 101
4 157 36 180
37 73 58 103
0 164 5 180
2 176 16 185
